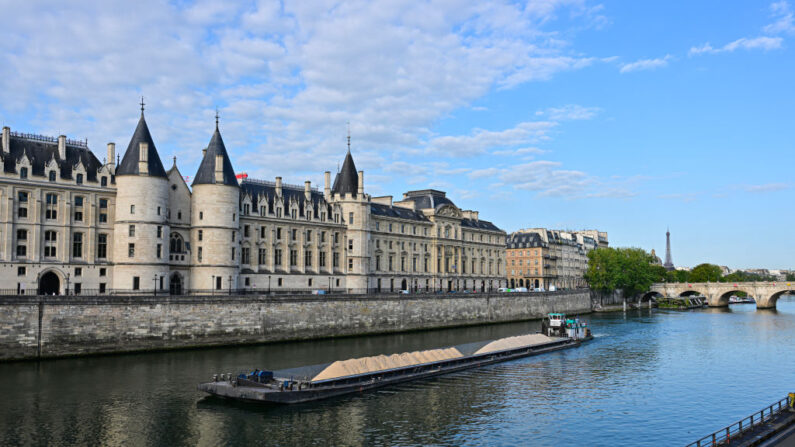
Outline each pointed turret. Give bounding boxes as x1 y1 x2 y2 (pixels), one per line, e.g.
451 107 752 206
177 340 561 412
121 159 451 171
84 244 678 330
116 111 168 178
191 123 238 187
332 150 358 197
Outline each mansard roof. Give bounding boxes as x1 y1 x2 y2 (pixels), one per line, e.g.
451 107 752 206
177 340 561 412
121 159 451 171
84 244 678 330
240 178 331 219
117 114 168 178
370 203 430 222
402 189 456 210
507 232 546 248
1 133 105 182
461 218 502 232
192 127 238 187
331 150 358 197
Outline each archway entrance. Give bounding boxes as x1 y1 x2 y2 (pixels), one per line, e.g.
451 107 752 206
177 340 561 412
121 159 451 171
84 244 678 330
170 273 183 295
38 272 60 295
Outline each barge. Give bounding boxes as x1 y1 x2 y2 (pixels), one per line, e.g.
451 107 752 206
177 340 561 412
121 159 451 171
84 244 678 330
198 314 592 404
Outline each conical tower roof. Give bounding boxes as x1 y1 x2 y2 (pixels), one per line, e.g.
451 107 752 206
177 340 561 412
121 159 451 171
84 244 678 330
117 113 168 178
191 124 238 187
332 150 358 197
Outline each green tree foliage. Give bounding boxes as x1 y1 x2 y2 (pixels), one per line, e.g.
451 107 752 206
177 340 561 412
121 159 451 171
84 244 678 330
584 247 660 297
688 263 723 282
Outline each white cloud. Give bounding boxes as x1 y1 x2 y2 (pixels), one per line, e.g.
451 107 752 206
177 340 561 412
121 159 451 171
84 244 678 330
689 37 783 55
426 121 556 157
541 104 601 120
764 1 795 34
742 183 790 193
619 55 672 73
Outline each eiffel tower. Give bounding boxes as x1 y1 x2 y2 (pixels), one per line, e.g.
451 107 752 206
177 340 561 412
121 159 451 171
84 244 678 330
663 228 675 271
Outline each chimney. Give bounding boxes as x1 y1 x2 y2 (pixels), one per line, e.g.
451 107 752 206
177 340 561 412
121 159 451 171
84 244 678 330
138 142 149 174
58 135 66 160
324 171 331 199
214 154 224 182
357 170 364 195
107 143 115 167
275 176 282 197
304 181 311 201
2 126 9 154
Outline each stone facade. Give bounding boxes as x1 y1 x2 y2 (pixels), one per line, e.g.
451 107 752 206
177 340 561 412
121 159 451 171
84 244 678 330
0 290 591 360
0 112 505 295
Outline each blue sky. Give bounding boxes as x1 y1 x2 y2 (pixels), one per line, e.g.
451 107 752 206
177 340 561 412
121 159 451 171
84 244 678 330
0 0 793 269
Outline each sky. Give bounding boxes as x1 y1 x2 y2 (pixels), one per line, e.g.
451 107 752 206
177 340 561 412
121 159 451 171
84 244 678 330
0 0 793 270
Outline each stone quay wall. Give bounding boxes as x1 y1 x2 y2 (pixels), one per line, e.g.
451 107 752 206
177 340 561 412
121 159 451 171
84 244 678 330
0 289 591 361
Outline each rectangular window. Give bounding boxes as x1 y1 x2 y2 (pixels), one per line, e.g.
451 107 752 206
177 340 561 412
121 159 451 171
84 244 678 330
101 177 107 187
333 252 339 268
157 206 161 215
74 210 83 222
100 267 106 277
44 231 57 257
17 267 25 276
375 221 380 231
129 225 135 237
260 226 266 238
305 250 312 267
244 225 250 238
45 193 58 219
74 283 81 294
242 247 250 264
130 204 135 214
321 231 326 242
349 212 354 225
258 248 267 265
348 258 354 271
97 234 107 259
128 243 135 258
133 277 140 290
348 239 353 250
198 247 203 262
376 256 381 271
99 283 106 293
291 229 297 241
276 228 282 240
290 249 297 266
274 249 282 266
157 244 162 258
198 230 203 241
334 232 339 244
199 211 203 220
232 231 235 242
16 245 26 257
157 226 162 238
17 229 27 241
17 192 28 218
231 247 235 261
319 251 326 267
73 233 83 258
99 198 108 223
306 230 312 242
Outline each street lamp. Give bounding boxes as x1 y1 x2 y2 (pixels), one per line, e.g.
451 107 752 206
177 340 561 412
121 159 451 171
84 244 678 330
211 275 215 294
328 276 331 293
65 273 70 296
153 274 158 296
268 275 271 294
228 275 232 295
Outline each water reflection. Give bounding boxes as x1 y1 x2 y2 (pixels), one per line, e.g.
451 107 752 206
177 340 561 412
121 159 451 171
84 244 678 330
1 298 794 446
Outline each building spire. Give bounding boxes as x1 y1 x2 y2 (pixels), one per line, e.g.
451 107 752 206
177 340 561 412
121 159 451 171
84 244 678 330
215 107 219 130
140 96 145 116
346 121 351 153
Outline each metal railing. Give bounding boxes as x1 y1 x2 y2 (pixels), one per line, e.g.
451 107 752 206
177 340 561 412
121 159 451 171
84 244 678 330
10 131 88 148
686 395 792 447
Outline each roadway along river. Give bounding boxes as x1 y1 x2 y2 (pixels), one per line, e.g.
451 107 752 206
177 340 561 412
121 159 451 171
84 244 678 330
1 297 794 446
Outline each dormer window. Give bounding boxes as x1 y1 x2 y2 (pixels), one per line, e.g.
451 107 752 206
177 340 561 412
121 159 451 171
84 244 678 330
76 174 83 185
20 167 27 179
101 176 107 187
49 171 56 182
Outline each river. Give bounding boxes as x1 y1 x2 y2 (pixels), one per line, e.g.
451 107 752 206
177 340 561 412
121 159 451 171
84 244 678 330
1 297 794 446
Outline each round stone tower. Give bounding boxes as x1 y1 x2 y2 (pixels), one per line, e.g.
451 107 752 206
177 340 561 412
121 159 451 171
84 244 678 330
189 120 240 292
112 108 171 293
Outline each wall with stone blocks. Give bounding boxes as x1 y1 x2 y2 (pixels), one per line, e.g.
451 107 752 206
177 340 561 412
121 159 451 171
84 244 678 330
0 290 591 361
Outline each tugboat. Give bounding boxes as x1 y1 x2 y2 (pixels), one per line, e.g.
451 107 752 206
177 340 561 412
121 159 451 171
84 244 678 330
198 313 592 405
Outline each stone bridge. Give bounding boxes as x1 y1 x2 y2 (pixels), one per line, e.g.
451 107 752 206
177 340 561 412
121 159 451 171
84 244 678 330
646 282 795 309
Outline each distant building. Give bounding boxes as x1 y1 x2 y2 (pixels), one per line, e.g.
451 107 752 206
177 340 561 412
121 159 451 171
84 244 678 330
663 228 675 271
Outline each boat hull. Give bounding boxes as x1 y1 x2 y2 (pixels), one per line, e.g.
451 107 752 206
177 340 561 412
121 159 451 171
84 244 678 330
198 335 591 404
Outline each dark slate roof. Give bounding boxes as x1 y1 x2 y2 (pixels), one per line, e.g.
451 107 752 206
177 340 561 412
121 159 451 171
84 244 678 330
241 179 330 219
192 127 238 187
370 203 430 222
1 134 105 182
117 114 168 178
507 232 546 249
402 189 455 209
461 218 502 232
331 151 358 197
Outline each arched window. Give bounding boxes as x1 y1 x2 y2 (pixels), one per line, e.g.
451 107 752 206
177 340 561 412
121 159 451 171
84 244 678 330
49 171 56 182
76 174 83 184
169 233 185 253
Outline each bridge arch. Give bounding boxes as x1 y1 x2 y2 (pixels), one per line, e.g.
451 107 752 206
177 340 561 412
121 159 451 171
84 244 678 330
679 290 705 298
640 291 662 303
714 289 754 307
758 289 795 309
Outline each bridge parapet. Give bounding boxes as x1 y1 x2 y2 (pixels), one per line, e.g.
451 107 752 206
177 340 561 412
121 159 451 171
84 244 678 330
648 282 795 309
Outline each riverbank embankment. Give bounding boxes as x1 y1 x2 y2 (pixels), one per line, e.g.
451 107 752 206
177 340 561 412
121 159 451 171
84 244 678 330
0 290 590 361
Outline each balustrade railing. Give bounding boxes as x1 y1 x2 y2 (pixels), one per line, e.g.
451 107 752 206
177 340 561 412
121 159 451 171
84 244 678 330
686 395 793 447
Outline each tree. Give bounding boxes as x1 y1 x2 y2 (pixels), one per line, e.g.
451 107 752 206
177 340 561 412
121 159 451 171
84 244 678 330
688 263 723 282
585 247 660 297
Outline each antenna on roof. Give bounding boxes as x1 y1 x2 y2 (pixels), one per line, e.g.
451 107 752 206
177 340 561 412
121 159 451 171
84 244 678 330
346 121 351 153
140 96 145 116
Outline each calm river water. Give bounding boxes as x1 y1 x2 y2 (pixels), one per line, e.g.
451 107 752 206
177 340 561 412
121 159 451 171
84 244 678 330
1 297 794 446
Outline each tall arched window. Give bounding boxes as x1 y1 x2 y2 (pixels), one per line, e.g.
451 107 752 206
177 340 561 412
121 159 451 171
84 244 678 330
169 233 185 253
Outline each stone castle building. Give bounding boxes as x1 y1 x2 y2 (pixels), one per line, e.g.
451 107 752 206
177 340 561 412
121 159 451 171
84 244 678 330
0 109 506 295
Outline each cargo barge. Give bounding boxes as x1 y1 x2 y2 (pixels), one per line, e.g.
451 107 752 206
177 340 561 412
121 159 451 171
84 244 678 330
198 313 592 405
